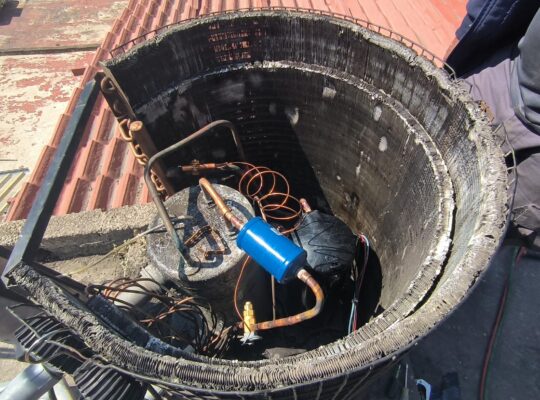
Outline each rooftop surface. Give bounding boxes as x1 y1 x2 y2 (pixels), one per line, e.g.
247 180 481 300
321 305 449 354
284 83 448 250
0 0 466 221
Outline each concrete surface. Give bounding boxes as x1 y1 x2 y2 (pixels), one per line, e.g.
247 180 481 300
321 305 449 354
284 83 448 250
0 342 26 382
0 0 128 51
0 203 155 260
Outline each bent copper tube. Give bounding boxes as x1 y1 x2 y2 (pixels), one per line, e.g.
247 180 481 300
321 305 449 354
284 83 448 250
198 178 244 230
144 120 246 252
299 198 312 213
251 268 324 331
180 162 241 175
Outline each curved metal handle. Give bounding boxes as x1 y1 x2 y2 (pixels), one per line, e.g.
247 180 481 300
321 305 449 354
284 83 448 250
144 120 246 252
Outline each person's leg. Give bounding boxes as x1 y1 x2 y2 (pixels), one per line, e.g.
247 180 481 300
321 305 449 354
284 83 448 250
507 152 540 249
464 49 540 249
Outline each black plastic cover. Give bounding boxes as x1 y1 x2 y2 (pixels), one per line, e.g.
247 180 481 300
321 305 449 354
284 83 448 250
291 211 356 276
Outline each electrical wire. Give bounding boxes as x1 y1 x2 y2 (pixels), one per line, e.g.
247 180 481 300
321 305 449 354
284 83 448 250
88 287 195 347
65 217 190 277
349 234 370 333
479 246 526 400
478 117 523 399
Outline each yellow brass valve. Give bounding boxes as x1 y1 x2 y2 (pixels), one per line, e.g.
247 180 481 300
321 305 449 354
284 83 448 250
243 301 256 335
241 301 261 344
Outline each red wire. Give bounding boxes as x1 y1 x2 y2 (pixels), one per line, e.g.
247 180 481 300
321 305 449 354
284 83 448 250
478 276 509 400
479 246 526 400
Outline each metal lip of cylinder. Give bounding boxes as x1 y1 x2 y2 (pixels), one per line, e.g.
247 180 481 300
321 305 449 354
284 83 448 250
236 217 307 283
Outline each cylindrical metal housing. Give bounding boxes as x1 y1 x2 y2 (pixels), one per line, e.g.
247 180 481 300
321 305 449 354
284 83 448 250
146 184 256 318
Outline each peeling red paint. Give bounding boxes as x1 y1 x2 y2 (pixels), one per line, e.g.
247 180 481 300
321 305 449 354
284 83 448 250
0 0 128 51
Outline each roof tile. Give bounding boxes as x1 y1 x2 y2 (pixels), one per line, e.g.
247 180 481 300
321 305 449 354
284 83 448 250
6 0 466 221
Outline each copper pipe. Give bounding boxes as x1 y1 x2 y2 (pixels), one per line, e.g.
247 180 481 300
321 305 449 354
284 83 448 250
251 268 324 331
199 177 244 230
129 120 174 195
181 163 219 173
300 198 312 213
235 164 303 233
259 192 302 221
234 256 251 321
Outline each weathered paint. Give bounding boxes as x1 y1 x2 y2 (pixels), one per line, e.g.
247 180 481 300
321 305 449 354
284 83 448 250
0 52 94 172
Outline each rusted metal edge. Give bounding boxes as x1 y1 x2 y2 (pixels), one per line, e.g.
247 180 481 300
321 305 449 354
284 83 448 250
109 7 458 79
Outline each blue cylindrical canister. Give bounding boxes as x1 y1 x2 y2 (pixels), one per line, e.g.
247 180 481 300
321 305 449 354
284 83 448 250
236 217 307 283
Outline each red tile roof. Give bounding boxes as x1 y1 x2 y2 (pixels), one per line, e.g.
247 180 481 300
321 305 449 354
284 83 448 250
6 0 467 221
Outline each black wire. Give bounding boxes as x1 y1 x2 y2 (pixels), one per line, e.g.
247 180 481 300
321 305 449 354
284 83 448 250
501 123 519 223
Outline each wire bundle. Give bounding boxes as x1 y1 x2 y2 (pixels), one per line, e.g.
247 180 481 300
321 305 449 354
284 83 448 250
87 278 234 357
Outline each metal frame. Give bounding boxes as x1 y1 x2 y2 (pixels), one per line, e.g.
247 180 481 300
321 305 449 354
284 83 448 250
2 80 99 292
144 119 245 252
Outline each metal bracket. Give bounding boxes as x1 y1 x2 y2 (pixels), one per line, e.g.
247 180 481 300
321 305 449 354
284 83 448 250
2 79 99 293
144 120 245 253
